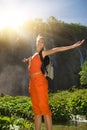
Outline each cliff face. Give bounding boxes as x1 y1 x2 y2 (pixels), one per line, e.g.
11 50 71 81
0 21 87 95
45 37 87 92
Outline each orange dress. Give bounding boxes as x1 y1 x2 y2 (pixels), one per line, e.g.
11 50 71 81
28 52 52 116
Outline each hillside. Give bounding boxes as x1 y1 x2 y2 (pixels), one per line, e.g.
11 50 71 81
0 16 87 95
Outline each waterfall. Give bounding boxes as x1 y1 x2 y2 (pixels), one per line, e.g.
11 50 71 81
84 49 87 61
73 37 84 66
76 46 84 66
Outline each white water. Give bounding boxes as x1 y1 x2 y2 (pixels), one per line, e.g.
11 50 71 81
72 115 87 123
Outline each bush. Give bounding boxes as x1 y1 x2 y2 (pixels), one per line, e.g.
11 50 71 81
0 116 34 130
79 61 87 86
0 96 34 121
49 91 72 123
0 88 87 125
67 89 87 115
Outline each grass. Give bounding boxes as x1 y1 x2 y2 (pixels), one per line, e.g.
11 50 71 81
41 122 87 130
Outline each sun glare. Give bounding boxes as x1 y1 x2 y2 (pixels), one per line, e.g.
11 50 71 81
0 9 27 29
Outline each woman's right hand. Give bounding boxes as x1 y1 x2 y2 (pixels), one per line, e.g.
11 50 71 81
22 58 27 63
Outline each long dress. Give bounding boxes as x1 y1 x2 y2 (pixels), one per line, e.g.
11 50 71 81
28 52 52 116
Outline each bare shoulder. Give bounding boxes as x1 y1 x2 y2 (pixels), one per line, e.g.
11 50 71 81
42 48 59 57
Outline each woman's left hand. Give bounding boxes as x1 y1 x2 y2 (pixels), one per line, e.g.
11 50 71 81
73 39 85 48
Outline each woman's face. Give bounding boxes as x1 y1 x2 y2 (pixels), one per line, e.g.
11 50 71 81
36 38 45 51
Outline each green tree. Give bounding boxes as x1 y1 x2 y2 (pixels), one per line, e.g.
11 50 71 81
79 61 87 86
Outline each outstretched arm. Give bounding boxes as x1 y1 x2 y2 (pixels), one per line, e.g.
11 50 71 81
43 39 85 57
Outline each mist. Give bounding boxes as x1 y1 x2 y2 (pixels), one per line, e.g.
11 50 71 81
0 29 34 96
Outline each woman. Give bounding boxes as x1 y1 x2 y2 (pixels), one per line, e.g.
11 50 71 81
22 35 84 130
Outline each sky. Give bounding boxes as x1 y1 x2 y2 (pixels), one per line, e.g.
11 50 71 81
0 0 87 28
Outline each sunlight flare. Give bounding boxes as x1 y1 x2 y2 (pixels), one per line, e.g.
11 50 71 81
0 9 27 29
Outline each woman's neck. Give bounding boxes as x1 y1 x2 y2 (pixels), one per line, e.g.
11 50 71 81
36 48 44 53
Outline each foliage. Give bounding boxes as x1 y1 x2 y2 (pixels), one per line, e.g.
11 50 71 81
67 89 87 115
79 61 87 86
49 91 72 123
0 96 34 121
0 116 34 130
0 89 87 128
0 16 87 93
49 89 87 122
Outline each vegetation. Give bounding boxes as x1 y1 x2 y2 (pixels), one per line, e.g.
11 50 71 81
0 16 87 94
0 89 87 129
0 96 34 120
67 89 87 115
49 88 87 122
0 116 34 130
0 96 34 130
0 16 87 129
79 61 87 87
49 91 71 123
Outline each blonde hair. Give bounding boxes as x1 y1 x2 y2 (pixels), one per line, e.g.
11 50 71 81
36 34 46 43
